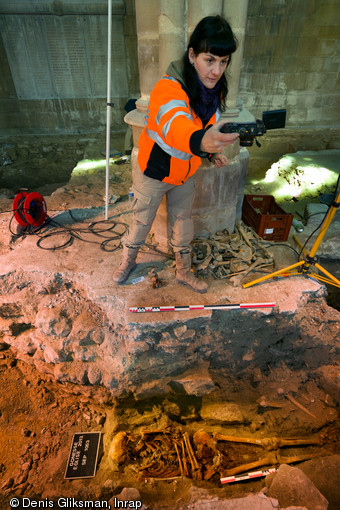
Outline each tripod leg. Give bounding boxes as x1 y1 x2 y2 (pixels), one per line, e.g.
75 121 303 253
243 260 304 289
315 262 340 287
243 190 340 290
308 190 340 259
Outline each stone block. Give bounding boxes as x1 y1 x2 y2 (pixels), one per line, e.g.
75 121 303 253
199 402 245 424
298 455 340 510
192 158 242 236
319 25 340 38
133 380 169 400
136 41 159 92
313 2 340 25
182 493 287 509
169 363 215 397
135 0 158 33
246 16 268 36
173 325 188 338
283 73 308 91
35 306 72 338
266 464 328 510
44 345 65 364
246 0 261 16
297 37 322 58
159 32 185 75
315 366 340 400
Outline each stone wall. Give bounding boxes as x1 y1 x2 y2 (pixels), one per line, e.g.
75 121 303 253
240 0 340 128
0 0 139 135
1 265 339 405
0 0 339 136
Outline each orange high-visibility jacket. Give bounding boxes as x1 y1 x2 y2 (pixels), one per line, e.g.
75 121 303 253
137 61 221 186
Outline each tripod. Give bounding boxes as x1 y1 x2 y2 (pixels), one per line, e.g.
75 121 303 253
243 189 340 289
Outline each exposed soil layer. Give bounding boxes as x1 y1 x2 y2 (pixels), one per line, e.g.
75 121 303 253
0 134 339 509
0 345 339 509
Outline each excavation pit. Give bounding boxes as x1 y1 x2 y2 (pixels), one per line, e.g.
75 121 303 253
0 136 339 509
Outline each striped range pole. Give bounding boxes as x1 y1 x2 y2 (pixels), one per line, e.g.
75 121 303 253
221 467 278 484
129 303 276 313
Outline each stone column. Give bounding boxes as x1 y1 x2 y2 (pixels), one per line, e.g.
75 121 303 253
134 0 159 110
187 0 223 38
223 0 250 117
158 1 186 76
150 1 187 247
124 0 159 174
221 0 253 222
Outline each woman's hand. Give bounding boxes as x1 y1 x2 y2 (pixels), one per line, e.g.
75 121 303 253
212 153 229 168
201 120 239 154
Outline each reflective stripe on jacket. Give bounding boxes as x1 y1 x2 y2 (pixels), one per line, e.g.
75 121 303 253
138 75 220 185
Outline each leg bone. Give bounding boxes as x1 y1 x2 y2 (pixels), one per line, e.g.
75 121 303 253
221 451 278 476
221 451 324 477
215 434 321 450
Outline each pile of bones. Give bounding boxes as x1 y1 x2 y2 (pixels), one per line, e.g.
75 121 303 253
191 222 275 285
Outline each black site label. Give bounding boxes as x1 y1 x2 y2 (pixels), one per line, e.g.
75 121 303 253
65 432 101 479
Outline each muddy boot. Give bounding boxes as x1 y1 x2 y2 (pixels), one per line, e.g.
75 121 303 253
113 246 139 284
175 251 208 294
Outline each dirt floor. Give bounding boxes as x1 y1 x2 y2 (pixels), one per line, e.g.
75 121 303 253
0 134 339 509
0 343 339 509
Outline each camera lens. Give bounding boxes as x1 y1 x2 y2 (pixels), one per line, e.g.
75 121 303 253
240 140 253 147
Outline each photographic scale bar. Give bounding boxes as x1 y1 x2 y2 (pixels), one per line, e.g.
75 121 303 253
129 303 276 313
221 467 278 484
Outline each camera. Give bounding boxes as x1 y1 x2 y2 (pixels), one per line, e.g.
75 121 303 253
220 109 286 147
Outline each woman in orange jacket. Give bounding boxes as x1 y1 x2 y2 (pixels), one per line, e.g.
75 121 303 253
113 15 239 293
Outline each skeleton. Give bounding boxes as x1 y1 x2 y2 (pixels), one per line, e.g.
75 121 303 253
109 425 202 480
109 431 128 466
191 223 274 283
194 430 323 479
109 425 329 481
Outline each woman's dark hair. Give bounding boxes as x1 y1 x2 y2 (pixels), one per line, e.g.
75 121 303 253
182 15 237 113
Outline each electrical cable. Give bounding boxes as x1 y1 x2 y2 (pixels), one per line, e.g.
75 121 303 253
36 214 128 252
263 242 300 259
9 208 51 237
4 196 175 259
8 201 128 252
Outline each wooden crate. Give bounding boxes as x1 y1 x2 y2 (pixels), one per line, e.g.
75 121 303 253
242 195 293 241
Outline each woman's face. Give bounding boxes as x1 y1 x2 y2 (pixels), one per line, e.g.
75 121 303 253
189 49 230 89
